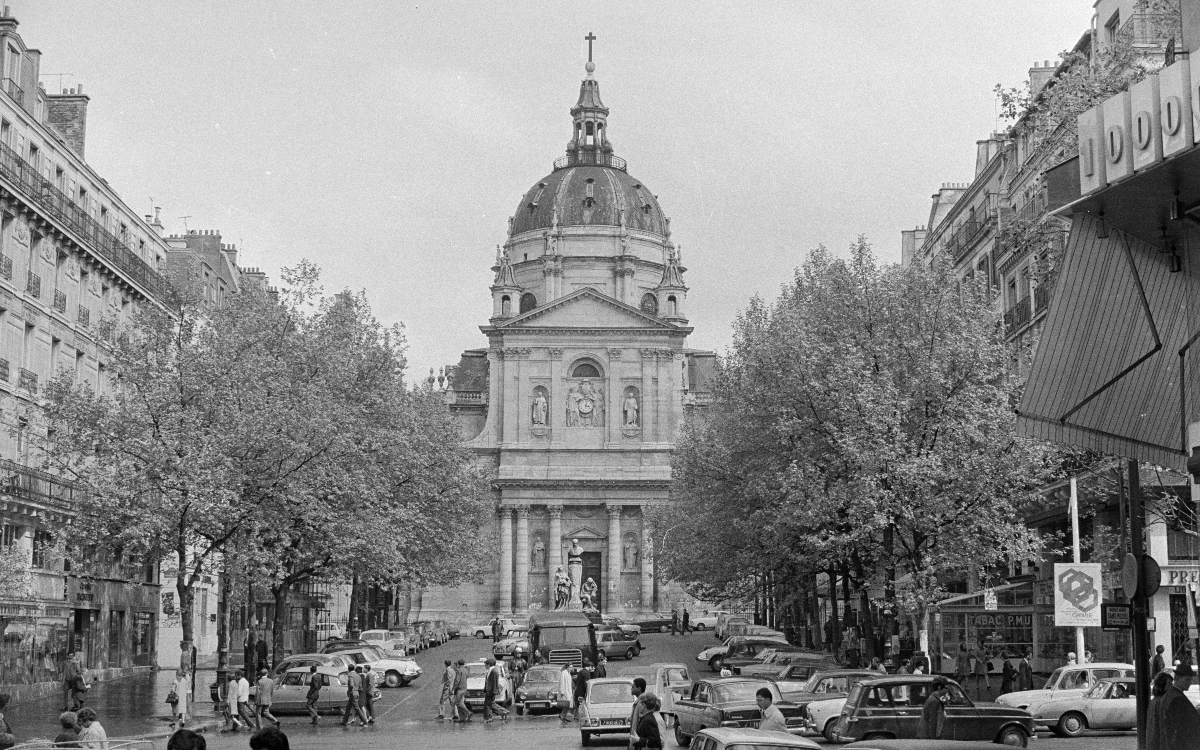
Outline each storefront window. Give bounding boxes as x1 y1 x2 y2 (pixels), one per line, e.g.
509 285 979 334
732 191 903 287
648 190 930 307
941 612 1034 661
0 609 70 684
131 612 154 667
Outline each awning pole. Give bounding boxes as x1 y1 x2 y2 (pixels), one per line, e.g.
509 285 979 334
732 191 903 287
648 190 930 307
1071 477 1086 664
1130 459 1150 750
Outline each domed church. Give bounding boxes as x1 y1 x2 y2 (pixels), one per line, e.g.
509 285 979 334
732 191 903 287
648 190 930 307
430 45 715 619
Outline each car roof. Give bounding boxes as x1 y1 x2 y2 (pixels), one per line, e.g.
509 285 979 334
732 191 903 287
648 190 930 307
588 677 635 685
285 665 343 676
697 727 818 747
701 677 771 686
527 664 562 672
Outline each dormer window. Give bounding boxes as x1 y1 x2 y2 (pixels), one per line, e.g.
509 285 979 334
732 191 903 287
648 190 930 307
584 178 595 207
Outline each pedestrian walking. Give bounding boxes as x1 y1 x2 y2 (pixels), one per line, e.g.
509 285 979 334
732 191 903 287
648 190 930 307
168 669 190 731
631 693 662 749
255 636 269 673
670 611 679 636
898 659 912 675
236 669 259 730
511 648 529 687
919 677 950 739
755 687 787 734
437 660 454 721
953 643 969 686
360 665 375 724
67 661 89 711
0 693 14 750
248 726 289 750
681 610 690 634
224 672 242 731
491 618 501 643
76 707 108 750
1066 651 1078 666
594 651 608 678
1148 661 1200 750
55 711 82 748
969 648 989 701
62 655 77 712
627 678 648 749
255 669 281 728
305 667 321 725
452 659 472 723
1000 655 1016 696
1152 644 1167 676
573 661 592 720
1153 671 1173 697
483 658 509 723
557 665 575 722
869 657 886 674
1017 650 1034 691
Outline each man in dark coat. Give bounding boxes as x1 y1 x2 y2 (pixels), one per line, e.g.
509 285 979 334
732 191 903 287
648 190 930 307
1000 655 1017 695
1148 661 1200 750
919 677 950 739
681 610 690 635
573 661 592 720
1017 651 1034 692
255 636 269 672
1151 645 1167 676
483 658 509 722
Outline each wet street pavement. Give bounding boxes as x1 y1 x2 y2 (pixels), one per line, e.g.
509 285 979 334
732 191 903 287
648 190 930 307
9 632 1139 749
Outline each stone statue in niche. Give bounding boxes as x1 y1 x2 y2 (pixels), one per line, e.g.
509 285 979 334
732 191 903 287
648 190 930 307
553 566 571 610
623 391 639 426
579 577 598 610
532 535 546 571
531 389 548 426
623 535 639 570
566 379 604 427
66 257 79 280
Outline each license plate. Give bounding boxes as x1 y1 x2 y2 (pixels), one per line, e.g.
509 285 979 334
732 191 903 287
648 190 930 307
527 702 548 707
601 719 625 726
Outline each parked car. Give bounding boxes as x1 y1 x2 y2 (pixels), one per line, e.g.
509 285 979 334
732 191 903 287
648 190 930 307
514 663 564 715
698 635 791 672
314 622 344 642
463 660 513 711
727 645 824 674
359 628 412 655
601 614 642 637
493 628 532 659
618 662 693 719
689 611 729 632
726 620 786 640
674 677 805 746
467 617 523 639
416 619 447 646
1027 677 1139 737
994 662 1134 710
388 628 419 655
805 694 852 742
269 665 381 714
446 622 462 639
433 620 451 644
579 677 636 746
326 646 422 688
319 638 370 654
684 727 820 750
596 627 642 661
716 614 753 640
410 621 435 649
782 668 876 711
830 676 1033 746
633 612 677 633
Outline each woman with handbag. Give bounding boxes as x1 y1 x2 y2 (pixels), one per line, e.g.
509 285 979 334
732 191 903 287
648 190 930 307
557 665 575 722
167 669 189 730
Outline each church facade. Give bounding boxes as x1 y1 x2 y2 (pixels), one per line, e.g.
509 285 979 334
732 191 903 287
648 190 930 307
428 54 714 619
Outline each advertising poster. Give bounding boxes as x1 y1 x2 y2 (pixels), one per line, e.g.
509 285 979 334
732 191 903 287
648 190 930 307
1054 563 1102 627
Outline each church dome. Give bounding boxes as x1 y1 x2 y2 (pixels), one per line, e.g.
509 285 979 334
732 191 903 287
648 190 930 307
509 164 668 237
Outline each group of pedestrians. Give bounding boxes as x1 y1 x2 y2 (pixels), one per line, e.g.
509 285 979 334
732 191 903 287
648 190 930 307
222 668 288 732
555 658 607 723
669 610 690 635
339 664 375 727
951 645 1035 700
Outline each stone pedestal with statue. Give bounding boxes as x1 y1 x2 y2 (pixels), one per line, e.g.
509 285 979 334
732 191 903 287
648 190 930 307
567 538 584 611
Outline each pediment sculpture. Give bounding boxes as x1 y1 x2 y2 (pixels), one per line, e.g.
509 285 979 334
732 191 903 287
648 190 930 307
566 378 604 427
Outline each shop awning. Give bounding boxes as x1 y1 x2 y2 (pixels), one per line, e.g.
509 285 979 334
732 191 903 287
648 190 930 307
1016 157 1200 471
934 582 1027 609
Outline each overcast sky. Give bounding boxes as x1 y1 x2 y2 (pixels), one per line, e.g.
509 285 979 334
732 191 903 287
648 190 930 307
20 2 1094 375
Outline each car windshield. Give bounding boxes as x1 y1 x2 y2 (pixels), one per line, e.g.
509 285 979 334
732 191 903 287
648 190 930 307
364 646 389 660
715 683 779 703
525 669 558 683
1085 682 1110 699
464 664 488 678
665 668 689 684
589 683 633 704
1045 667 1063 690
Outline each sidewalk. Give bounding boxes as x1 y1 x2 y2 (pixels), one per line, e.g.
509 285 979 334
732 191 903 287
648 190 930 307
5 669 224 742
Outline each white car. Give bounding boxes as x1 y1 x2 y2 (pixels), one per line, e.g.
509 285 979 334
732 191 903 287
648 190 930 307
579 678 636 745
690 611 725 631
467 618 523 639
314 622 343 641
1028 677 1138 737
803 695 849 742
331 646 423 688
463 660 513 711
994 661 1133 710
359 628 411 656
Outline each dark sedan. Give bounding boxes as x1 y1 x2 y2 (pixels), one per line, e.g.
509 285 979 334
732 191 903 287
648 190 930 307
514 664 564 715
633 611 676 633
831 676 1033 747
673 677 805 746
319 638 371 654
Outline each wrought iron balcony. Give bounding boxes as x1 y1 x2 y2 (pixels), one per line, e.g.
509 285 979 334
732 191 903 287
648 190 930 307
25 271 39 298
0 254 10 281
554 152 627 171
17 367 37 394
3 78 23 107
0 357 9 382
77 306 90 328
0 140 168 300
1034 284 1051 313
1115 12 1182 48
0 458 85 512
52 289 67 312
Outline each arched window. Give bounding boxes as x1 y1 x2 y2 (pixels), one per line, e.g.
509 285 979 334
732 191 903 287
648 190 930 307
571 362 601 378
640 293 659 316
667 295 677 316
501 295 511 316
519 293 537 314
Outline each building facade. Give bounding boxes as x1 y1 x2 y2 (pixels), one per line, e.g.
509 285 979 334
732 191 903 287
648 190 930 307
425 57 714 621
0 9 171 697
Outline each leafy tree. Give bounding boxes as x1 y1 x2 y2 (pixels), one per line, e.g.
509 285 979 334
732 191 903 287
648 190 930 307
652 240 1058 654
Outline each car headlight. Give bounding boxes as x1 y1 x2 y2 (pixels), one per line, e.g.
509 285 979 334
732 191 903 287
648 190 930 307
516 689 526 699
587 718 599 726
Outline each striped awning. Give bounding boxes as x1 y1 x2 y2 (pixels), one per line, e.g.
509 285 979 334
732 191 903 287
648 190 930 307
1016 213 1200 471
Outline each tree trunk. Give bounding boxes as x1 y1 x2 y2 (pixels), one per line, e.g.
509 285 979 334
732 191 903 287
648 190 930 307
216 564 231 686
808 574 823 650
176 547 195 673
395 582 412 627
827 567 841 654
349 571 361 634
271 584 289 670
883 524 896 661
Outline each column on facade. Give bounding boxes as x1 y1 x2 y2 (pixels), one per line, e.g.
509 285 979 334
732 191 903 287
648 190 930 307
606 505 622 613
514 506 530 612
641 349 655 443
548 505 563 602
640 514 654 613
499 507 514 615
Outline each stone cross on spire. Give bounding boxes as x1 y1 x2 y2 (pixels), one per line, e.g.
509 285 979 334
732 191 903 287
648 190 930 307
585 32 597 76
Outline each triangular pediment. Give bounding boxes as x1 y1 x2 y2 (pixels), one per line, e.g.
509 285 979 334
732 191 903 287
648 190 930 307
564 526 605 540
497 288 677 330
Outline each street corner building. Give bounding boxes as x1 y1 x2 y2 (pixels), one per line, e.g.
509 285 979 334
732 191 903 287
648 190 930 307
426 54 716 620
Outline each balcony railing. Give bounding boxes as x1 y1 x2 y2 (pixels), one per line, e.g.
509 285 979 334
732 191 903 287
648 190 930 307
944 199 998 261
0 458 85 512
1115 12 1182 48
1034 284 1051 313
3 77 23 107
554 152 627 171
0 140 168 300
77 306 90 328
1003 297 1034 337
25 271 39 298
0 357 9 382
0 254 10 281
52 289 67 312
1015 194 1046 223
17 367 37 394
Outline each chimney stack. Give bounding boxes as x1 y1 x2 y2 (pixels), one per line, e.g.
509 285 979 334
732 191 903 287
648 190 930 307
1028 60 1057 101
46 85 89 158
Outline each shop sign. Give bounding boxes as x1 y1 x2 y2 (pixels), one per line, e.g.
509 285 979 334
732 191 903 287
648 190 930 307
1162 566 1200 587
1101 603 1132 629
966 613 1032 629
984 589 998 611
1054 563 1102 627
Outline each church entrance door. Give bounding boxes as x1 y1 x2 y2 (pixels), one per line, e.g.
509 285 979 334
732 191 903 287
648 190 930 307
581 552 602 610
